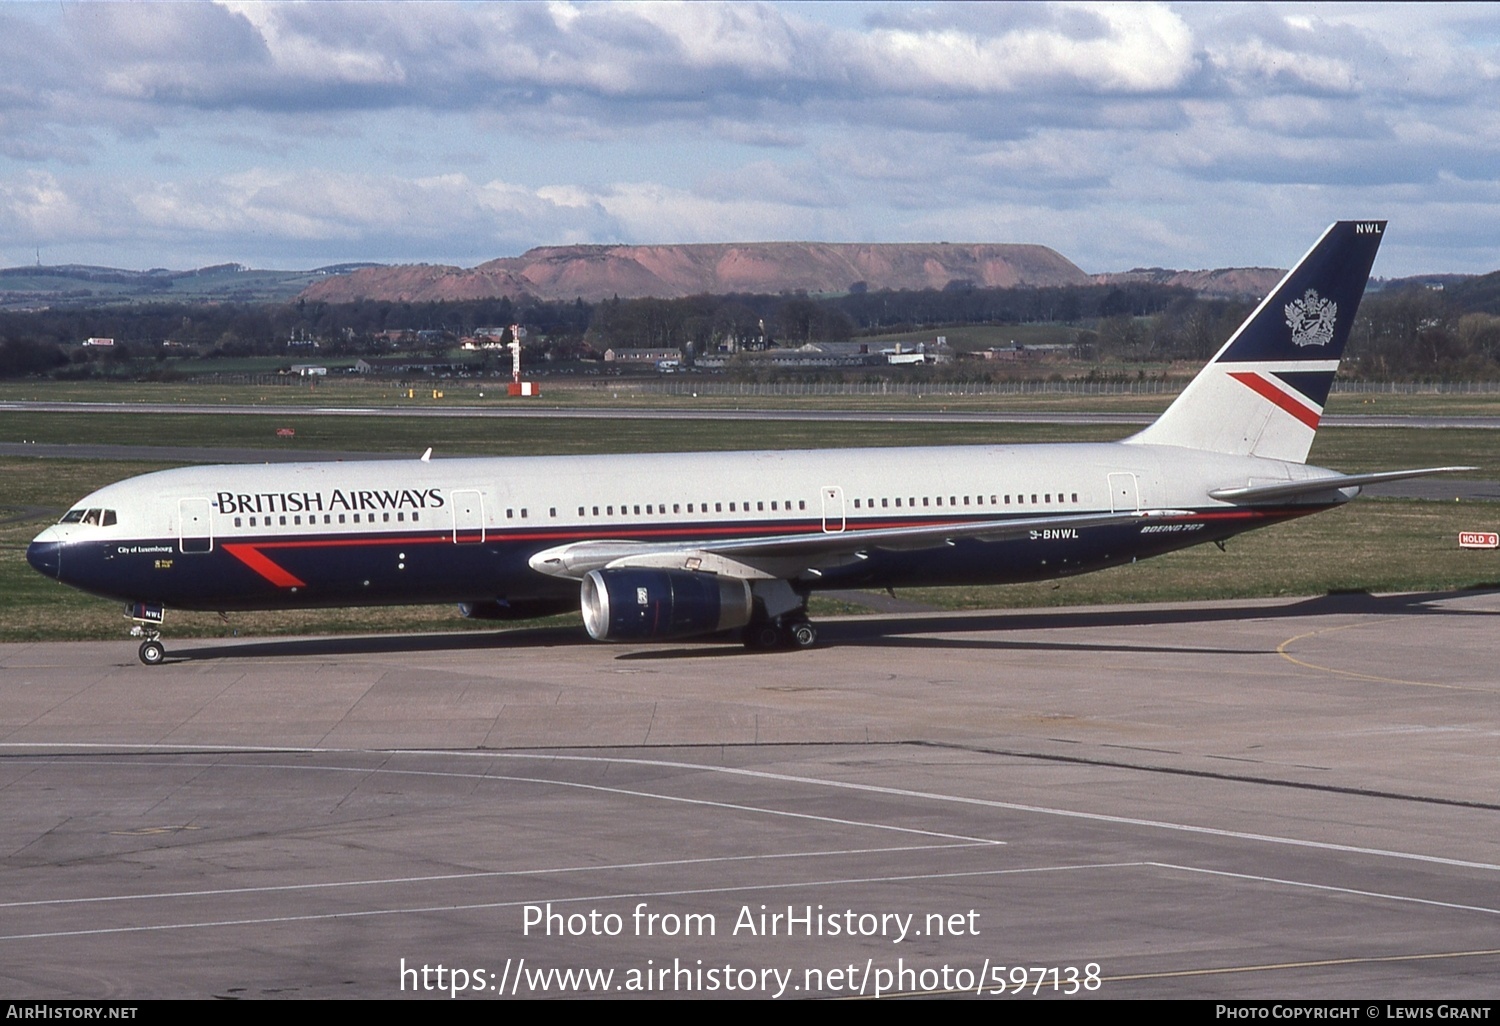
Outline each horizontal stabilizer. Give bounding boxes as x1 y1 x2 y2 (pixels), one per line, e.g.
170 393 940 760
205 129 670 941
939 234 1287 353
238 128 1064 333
1209 466 1474 504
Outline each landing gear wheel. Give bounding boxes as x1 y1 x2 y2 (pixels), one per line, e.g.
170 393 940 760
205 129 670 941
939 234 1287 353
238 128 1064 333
138 639 165 666
788 622 818 648
742 623 782 650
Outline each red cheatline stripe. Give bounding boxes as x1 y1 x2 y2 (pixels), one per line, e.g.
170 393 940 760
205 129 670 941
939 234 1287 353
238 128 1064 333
1228 371 1321 430
221 544 306 588
214 507 1318 586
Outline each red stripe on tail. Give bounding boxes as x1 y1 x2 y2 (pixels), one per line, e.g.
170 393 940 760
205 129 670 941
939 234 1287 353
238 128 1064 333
1228 371 1321 430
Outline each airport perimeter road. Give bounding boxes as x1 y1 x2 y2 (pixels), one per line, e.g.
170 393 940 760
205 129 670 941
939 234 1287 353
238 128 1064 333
1 591 1498 999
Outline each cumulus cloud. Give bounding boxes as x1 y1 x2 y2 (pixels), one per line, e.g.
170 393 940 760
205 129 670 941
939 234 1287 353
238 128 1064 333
2 3 1500 273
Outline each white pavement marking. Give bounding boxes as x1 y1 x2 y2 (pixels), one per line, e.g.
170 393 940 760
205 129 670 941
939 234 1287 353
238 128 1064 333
0 842 990 910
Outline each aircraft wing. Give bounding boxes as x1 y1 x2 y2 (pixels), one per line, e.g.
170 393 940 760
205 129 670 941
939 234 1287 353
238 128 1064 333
1208 466 1474 504
529 508 1182 582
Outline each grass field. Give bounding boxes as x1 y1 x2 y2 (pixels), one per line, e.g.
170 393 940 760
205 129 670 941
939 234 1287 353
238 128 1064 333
2 388 1498 644
3 407 1497 475
8 376 1500 417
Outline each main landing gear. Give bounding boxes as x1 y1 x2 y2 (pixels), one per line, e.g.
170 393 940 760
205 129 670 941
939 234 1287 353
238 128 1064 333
740 580 818 651
126 602 167 666
741 614 818 650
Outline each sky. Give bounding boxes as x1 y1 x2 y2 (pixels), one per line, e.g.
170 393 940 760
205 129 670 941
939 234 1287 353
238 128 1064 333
2 1 1499 278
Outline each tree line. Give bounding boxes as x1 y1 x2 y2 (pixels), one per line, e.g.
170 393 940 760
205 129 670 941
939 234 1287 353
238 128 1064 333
2 274 1499 379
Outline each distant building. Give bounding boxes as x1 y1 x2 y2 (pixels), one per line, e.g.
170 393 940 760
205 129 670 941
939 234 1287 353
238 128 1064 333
978 343 1073 362
604 347 682 363
353 356 469 375
880 341 953 366
746 343 877 368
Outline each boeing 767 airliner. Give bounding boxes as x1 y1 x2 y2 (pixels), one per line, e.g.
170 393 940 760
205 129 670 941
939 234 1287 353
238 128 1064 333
27 221 1465 663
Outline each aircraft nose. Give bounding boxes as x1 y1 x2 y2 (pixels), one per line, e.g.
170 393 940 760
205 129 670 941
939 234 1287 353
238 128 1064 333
26 532 62 580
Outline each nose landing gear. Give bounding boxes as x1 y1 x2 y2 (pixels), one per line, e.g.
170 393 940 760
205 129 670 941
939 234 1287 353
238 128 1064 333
126 602 167 666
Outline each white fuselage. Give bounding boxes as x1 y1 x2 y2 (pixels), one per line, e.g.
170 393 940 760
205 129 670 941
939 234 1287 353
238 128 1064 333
27 441 1344 614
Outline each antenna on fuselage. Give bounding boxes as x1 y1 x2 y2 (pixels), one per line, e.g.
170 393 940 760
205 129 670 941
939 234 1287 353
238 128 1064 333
420 447 432 462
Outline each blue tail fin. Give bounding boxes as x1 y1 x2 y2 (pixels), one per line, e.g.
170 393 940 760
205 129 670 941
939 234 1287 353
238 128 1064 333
1126 221 1386 462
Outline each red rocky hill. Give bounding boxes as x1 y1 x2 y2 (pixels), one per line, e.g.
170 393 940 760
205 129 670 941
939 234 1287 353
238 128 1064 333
299 241 1093 303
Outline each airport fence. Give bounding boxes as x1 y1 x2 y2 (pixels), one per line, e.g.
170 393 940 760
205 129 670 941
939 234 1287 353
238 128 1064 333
650 379 1500 398
654 379 1180 398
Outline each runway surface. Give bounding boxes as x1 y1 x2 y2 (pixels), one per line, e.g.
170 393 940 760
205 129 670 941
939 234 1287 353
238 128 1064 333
2 591 1498 1000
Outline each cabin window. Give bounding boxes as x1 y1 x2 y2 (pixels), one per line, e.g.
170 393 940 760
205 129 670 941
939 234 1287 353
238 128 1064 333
1045 494 1051 503
964 496 971 506
279 515 287 526
506 509 514 519
799 500 806 510
757 501 764 512
716 503 723 512
1072 493 1079 503
412 512 419 522
234 517 242 527
853 499 860 509
882 498 889 508
771 501 778 511
249 516 258 527
383 512 390 522
397 512 405 522
1032 494 1038 503
924 497 931 507
338 514 346 524
521 509 528 519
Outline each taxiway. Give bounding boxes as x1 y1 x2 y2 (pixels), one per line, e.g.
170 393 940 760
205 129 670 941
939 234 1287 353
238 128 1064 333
1 591 1498 999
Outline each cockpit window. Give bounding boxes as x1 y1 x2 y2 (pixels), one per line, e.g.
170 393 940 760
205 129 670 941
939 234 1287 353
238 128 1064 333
59 509 116 526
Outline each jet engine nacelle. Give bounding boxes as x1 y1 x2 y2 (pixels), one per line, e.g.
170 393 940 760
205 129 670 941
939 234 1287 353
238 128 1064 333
458 598 577 621
581 568 753 641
